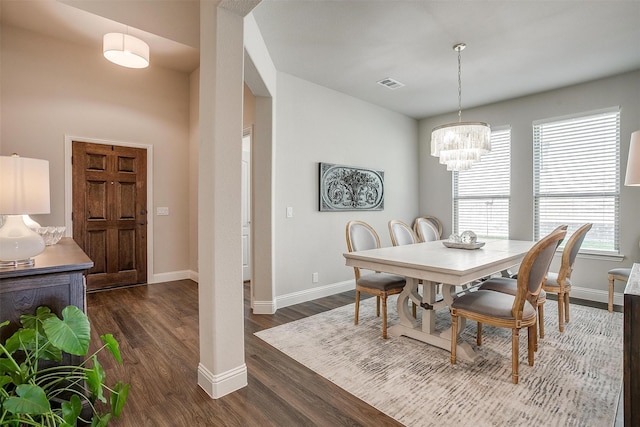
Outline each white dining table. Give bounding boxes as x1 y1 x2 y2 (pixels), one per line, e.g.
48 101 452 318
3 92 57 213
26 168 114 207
343 238 535 361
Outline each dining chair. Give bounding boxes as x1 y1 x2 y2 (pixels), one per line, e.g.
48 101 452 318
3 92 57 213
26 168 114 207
607 267 630 312
346 220 406 339
413 216 442 242
450 228 566 384
542 223 592 332
388 220 419 317
479 224 568 341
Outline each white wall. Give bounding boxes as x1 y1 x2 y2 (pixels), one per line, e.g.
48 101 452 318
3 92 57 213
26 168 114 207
273 72 419 303
418 70 640 304
0 25 191 277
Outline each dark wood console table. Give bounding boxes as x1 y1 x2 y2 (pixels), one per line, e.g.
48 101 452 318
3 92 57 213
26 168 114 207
625 263 640 427
0 238 93 355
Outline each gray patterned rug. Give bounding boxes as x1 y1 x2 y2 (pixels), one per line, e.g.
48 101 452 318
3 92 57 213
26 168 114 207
255 296 623 427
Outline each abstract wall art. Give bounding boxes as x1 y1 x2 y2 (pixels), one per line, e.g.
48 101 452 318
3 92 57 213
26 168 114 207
319 162 384 211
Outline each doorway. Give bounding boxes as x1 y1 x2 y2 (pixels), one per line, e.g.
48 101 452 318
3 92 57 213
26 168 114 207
71 140 148 291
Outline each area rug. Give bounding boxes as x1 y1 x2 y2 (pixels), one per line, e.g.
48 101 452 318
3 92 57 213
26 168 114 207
255 296 623 426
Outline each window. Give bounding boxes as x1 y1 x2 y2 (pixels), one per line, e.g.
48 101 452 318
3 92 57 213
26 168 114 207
453 128 511 239
533 108 620 253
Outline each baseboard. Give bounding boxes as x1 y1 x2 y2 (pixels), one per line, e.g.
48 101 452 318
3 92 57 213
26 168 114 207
274 279 354 310
252 300 276 314
570 285 623 307
149 270 192 284
197 362 247 399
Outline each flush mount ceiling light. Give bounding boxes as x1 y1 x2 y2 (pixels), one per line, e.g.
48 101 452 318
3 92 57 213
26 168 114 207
103 32 149 69
431 43 491 171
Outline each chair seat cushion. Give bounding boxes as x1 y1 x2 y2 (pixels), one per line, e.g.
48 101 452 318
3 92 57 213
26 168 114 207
608 267 631 278
451 289 536 320
544 271 572 289
357 273 405 291
479 277 546 304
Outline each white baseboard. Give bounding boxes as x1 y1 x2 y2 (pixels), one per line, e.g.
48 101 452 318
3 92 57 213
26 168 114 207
274 279 354 310
197 362 247 399
149 270 192 284
252 300 276 314
570 285 623 307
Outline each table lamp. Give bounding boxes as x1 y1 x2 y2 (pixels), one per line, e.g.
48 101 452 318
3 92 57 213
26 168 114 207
624 130 640 186
0 154 51 267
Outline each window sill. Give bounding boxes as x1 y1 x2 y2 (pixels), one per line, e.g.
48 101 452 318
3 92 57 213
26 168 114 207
573 250 625 262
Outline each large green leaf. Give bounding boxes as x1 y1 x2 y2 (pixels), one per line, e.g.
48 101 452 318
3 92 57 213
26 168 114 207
91 413 112 427
85 356 106 403
42 306 90 356
61 394 83 425
20 306 56 334
110 381 130 417
2 384 51 415
2 328 36 354
100 334 123 364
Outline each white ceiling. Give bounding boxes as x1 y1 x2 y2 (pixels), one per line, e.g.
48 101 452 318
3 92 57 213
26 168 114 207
2 1 639 119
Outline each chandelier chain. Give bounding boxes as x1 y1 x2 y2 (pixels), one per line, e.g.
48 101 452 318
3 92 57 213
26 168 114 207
457 47 462 123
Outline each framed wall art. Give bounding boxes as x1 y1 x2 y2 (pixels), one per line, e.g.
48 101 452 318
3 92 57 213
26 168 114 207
319 162 384 211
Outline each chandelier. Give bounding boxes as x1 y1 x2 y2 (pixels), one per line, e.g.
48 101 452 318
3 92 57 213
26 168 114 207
431 43 490 171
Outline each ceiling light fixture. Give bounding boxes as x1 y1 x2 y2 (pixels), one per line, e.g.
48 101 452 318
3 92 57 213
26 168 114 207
103 32 149 69
431 43 491 171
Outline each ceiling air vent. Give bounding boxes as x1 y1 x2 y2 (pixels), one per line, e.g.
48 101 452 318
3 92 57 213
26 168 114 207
377 77 405 90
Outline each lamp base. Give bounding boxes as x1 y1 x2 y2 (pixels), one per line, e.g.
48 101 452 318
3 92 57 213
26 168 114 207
0 215 46 266
0 258 36 269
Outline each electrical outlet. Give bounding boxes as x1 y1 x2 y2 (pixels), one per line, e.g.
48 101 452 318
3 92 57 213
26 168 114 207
312 272 319 283
157 207 169 216
286 207 293 218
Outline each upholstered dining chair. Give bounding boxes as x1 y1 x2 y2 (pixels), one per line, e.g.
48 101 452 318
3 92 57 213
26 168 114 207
479 224 568 341
346 220 406 339
541 223 592 332
388 220 419 317
607 267 630 312
413 216 442 242
450 228 566 384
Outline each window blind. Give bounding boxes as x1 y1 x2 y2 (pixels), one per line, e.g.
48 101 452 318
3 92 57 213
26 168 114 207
533 108 620 252
453 128 511 239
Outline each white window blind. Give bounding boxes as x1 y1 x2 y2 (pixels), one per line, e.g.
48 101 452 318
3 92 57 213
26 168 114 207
453 128 511 239
533 108 620 252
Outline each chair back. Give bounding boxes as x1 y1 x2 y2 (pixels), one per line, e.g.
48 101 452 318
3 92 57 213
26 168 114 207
558 223 592 281
388 220 418 246
413 217 441 242
346 221 381 280
513 228 567 317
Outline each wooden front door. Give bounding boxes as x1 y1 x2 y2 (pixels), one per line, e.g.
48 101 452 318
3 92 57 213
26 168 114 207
72 141 147 291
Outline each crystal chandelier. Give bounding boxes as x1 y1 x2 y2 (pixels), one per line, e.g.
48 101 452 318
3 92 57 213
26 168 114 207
431 43 491 171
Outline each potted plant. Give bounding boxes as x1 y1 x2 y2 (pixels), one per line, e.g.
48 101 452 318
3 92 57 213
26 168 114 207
0 305 129 426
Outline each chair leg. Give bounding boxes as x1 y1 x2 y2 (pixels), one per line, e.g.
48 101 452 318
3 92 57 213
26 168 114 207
381 296 388 339
538 302 545 340
608 276 614 312
512 328 520 384
557 291 565 332
564 292 570 324
532 318 538 353
412 301 417 318
451 314 458 364
527 325 535 366
376 296 381 317
354 290 361 325
477 322 483 346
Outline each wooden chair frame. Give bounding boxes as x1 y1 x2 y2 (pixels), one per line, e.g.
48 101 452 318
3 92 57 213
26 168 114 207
450 229 566 384
607 268 630 312
413 216 442 242
542 223 592 332
346 220 405 339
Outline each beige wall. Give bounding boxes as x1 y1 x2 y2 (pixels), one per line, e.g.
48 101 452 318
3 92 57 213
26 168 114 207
243 83 255 129
1 24 192 278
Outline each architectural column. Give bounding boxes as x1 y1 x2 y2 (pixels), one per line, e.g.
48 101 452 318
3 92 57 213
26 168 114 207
197 0 258 398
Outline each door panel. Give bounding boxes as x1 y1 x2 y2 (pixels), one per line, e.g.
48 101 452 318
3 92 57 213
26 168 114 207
73 141 147 291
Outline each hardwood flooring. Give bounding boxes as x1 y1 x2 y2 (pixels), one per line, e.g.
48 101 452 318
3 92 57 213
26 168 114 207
86 280 402 426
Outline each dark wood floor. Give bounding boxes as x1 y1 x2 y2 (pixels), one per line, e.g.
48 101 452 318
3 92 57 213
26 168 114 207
86 280 402 426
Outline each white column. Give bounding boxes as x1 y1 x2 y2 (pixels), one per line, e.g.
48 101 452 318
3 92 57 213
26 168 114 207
197 1 246 398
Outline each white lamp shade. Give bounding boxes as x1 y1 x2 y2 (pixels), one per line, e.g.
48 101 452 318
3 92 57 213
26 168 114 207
0 156 50 215
625 130 640 186
103 33 149 69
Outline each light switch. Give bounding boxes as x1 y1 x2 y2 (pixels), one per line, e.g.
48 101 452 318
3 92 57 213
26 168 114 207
286 207 293 218
157 207 169 216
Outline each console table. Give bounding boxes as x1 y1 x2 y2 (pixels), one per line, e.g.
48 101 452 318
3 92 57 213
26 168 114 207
0 238 93 357
625 263 640 427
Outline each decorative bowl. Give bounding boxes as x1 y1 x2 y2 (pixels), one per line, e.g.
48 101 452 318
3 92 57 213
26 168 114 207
36 226 66 245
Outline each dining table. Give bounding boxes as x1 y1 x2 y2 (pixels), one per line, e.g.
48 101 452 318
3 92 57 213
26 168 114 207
343 238 535 361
